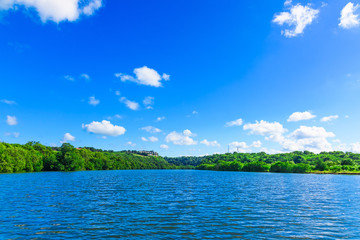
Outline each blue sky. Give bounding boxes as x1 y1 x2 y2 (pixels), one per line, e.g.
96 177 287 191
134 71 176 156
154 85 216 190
1 0 360 156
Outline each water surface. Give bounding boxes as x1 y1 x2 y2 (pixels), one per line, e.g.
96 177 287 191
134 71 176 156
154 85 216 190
1 170 360 239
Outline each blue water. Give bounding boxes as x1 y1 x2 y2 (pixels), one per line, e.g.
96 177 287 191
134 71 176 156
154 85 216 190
1 170 360 239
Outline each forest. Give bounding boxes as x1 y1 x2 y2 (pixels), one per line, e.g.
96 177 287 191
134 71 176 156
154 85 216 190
0 142 173 173
1 141 360 174
170 151 360 174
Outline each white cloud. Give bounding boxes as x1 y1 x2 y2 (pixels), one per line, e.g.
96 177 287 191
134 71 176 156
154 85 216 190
115 91 121 96
225 118 243 127
284 0 292 6
107 114 122 120
126 141 136 147
4 132 20 138
61 133 75 143
160 144 169 149
339 2 360 29
183 129 194 136
120 97 139 110
88 96 99 106
348 142 360 153
143 96 154 109
166 130 197 145
243 120 287 142
281 126 335 153
290 126 335 139
156 116 165 122
148 136 158 142
0 99 16 105
81 73 90 80
273 3 319 37
0 0 102 23
82 120 126 136
229 141 251 153
200 139 220 147
162 73 170 81
345 115 350 119
82 0 101 16
140 126 162 134
141 136 158 142
64 75 75 81
192 110 198 115
321 115 339 122
251 140 262 148
287 111 316 122
245 120 336 153
115 66 169 87
6 115 17 126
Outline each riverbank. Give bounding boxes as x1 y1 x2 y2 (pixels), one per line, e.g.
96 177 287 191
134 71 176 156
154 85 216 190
2 141 360 175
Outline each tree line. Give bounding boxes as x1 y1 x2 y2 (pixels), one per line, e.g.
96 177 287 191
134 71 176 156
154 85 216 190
0 142 173 173
1 141 360 174
167 151 360 174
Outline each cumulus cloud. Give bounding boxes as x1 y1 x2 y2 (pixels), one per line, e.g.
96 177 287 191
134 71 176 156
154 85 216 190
287 111 316 122
6 115 17 126
183 129 194 136
339 2 360 29
120 97 139 110
282 126 335 153
290 126 335 139
273 2 319 37
0 0 102 23
229 141 251 153
61 133 75 143
0 99 16 105
243 120 287 142
166 130 197 145
225 118 243 127
321 115 339 122
88 96 100 106
349 143 360 152
82 120 126 136
250 124 334 153
243 119 335 153
251 140 262 148
140 126 162 134
200 139 220 147
160 144 169 149
143 96 154 109
115 66 169 87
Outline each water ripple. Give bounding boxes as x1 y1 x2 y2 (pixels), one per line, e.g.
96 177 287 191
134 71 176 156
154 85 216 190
1 170 360 239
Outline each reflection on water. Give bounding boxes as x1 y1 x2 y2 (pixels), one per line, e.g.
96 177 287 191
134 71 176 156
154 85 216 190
1 170 360 239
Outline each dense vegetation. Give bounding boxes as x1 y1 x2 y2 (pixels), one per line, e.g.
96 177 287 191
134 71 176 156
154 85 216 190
0 142 173 173
1 141 360 174
167 151 360 174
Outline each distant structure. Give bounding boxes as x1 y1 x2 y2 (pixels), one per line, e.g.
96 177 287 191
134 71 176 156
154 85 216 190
122 150 159 157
